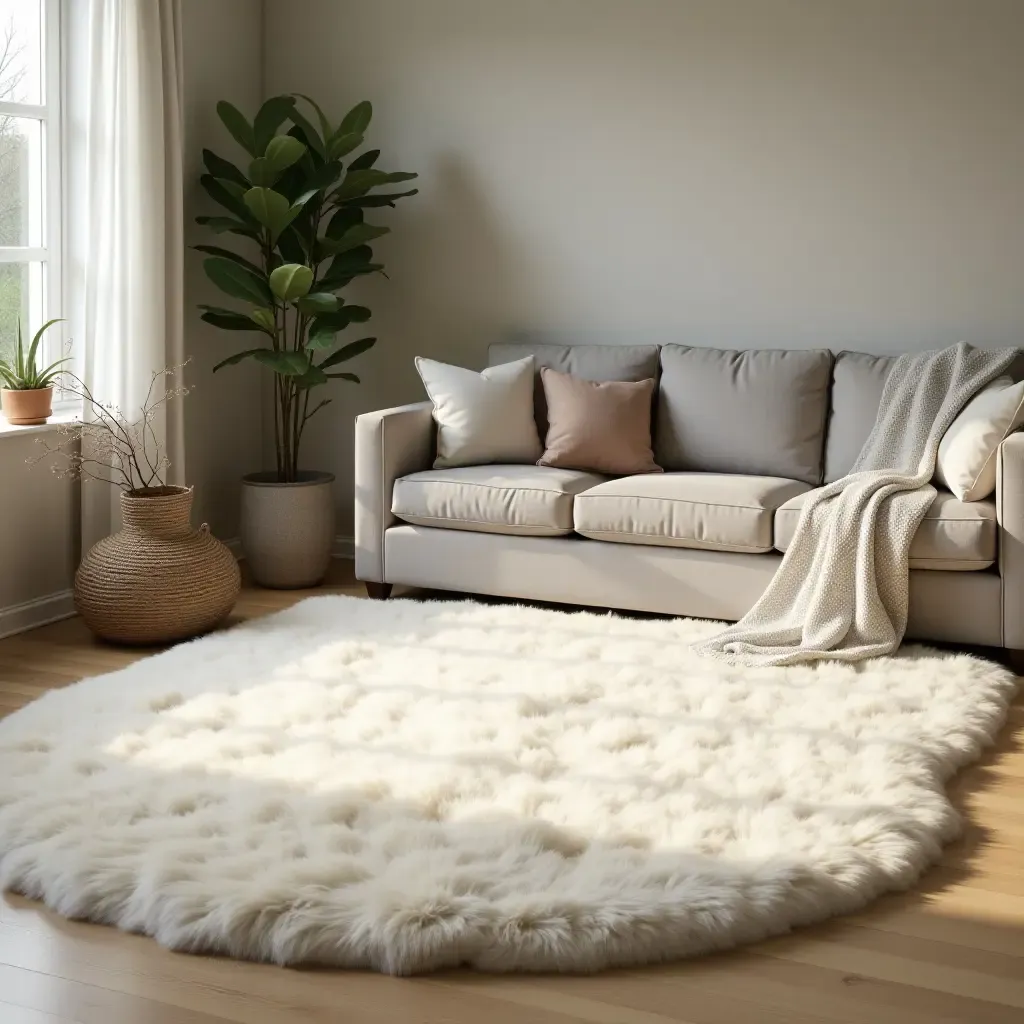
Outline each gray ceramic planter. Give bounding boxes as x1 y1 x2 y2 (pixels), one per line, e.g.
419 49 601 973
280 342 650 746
240 471 335 588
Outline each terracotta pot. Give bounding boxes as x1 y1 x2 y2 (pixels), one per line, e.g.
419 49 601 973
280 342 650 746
1 386 53 425
74 486 241 645
241 471 335 588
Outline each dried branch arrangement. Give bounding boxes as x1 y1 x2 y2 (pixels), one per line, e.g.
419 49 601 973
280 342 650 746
30 363 191 492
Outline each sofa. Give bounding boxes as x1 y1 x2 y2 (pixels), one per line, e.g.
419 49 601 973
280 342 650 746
354 342 1024 663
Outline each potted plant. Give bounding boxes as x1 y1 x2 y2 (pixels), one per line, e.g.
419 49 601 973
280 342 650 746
0 318 68 425
196 94 417 588
32 365 241 644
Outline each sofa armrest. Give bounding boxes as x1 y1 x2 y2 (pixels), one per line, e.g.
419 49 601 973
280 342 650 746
354 401 434 582
996 431 1024 648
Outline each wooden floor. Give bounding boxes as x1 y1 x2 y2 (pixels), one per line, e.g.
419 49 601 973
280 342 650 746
0 563 1022 1023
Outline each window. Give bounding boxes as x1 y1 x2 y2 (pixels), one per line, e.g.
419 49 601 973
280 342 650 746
0 0 61 373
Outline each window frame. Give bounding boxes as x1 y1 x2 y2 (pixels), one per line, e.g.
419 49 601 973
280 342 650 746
0 0 66 404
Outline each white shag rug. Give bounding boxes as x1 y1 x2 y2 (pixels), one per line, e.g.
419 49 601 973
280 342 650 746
0 597 1015 975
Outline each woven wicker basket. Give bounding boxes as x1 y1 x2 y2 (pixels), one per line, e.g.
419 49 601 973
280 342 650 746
74 486 241 645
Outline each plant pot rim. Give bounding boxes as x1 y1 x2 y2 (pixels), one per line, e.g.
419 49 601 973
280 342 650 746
124 485 192 499
243 470 335 488
0 385 54 395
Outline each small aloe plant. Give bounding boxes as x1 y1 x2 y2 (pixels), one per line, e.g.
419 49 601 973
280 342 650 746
0 318 68 391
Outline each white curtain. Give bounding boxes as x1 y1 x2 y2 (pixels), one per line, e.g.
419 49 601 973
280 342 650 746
66 0 185 550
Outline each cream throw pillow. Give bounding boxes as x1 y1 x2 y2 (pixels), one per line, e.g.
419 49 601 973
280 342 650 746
935 376 1024 501
415 355 542 469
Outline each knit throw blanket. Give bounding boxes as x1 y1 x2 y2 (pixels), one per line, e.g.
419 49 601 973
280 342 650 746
696 343 1017 666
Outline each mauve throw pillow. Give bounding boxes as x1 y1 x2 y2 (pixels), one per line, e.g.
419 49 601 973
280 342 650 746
537 367 662 475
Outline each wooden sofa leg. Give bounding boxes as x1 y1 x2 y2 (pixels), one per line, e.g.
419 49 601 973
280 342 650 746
365 582 393 600
1006 648 1024 676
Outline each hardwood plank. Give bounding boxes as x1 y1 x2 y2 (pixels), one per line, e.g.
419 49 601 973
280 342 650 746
0 1001 77 1024
0 559 1021 1024
0 963 228 1024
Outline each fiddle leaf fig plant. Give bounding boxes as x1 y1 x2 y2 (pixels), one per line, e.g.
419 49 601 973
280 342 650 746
196 94 418 481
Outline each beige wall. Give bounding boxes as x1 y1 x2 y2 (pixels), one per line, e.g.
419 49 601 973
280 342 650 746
0 432 77 618
181 0 265 538
264 0 1024 535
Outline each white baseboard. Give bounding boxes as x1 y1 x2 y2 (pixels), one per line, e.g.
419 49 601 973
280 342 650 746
0 536 357 640
0 590 77 640
224 536 354 561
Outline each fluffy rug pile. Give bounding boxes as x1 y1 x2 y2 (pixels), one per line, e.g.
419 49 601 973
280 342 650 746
0 597 1015 974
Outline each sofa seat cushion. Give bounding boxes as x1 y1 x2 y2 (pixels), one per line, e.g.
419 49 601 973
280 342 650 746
774 489 997 570
393 465 605 537
573 473 811 553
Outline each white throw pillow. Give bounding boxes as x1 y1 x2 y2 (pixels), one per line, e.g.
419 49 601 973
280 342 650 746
935 376 1024 501
415 355 542 469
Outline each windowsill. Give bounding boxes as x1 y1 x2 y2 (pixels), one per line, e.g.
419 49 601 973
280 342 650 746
0 408 80 439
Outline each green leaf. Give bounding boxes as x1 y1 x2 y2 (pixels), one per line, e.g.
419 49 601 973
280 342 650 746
295 93 332 141
34 355 71 387
293 364 328 389
253 350 310 376
213 348 271 372
291 188 319 210
192 245 265 279
318 223 389 256
201 310 266 332
195 215 261 239
334 169 418 202
26 318 64 369
306 326 336 349
276 226 307 264
249 141 308 189
216 101 256 155
310 306 371 335
202 149 249 188
318 246 382 290
243 187 301 243
325 206 363 239
347 148 379 171
203 257 272 305
296 292 339 315
339 188 419 209
328 132 363 161
244 186 289 229
219 179 247 199
248 307 276 331
253 95 296 154
247 158 277 188
319 336 376 369
200 174 255 221
269 263 314 301
302 159 344 195
266 134 306 172
326 372 360 382
339 100 372 136
287 105 327 160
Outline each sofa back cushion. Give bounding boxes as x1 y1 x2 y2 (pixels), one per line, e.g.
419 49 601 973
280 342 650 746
654 346 832 485
488 342 660 436
823 352 896 482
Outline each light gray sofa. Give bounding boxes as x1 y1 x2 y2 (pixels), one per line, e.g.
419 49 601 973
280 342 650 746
355 342 1024 663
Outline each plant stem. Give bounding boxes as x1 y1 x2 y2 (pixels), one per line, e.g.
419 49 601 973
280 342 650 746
273 374 283 479
273 303 284 479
